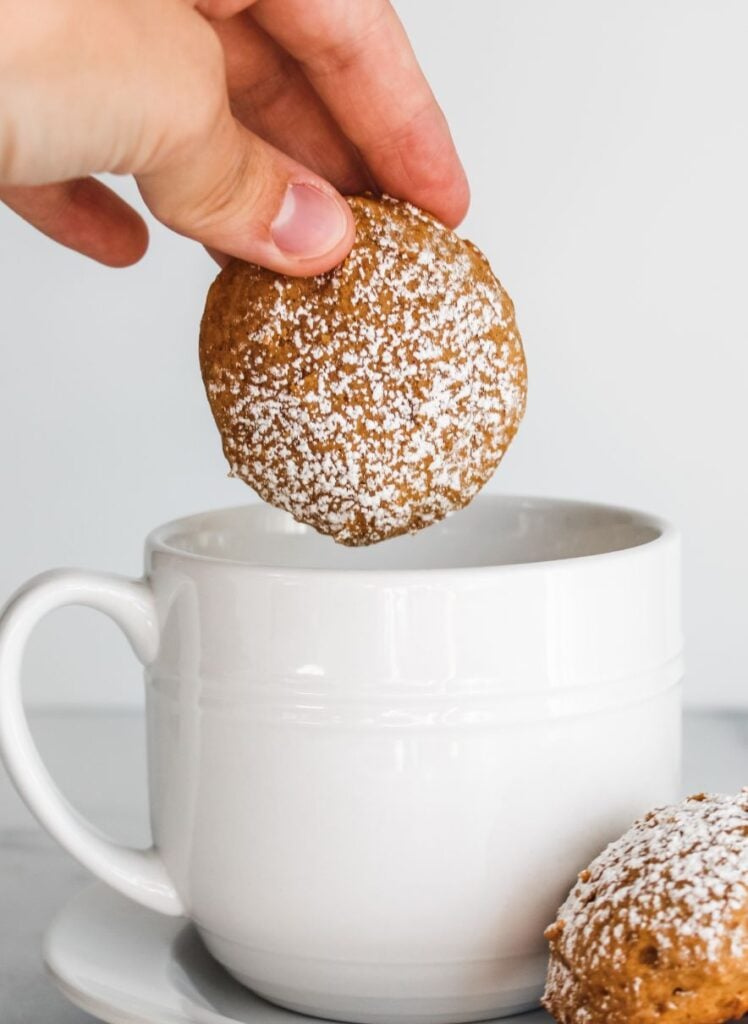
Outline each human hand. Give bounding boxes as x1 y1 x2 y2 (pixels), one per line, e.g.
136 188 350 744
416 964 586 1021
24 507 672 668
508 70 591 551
0 0 468 273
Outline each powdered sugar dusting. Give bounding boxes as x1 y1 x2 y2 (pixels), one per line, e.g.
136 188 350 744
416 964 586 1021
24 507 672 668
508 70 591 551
200 194 526 546
544 792 748 1021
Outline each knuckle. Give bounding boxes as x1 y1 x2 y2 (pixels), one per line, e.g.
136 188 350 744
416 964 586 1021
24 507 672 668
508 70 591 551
150 135 273 241
303 7 387 80
185 147 256 232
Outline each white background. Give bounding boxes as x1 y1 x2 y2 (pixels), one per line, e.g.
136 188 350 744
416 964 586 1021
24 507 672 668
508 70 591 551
1 0 746 708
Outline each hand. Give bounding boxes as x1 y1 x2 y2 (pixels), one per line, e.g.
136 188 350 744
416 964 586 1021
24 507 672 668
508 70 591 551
0 0 469 274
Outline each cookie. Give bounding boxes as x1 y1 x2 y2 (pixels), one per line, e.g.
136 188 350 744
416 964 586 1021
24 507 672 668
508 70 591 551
200 194 526 546
543 792 748 1024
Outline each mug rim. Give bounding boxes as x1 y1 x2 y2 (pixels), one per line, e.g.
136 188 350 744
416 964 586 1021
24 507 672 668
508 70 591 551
145 493 678 578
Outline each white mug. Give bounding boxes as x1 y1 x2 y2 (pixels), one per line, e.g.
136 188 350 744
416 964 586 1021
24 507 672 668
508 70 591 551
0 495 682 1024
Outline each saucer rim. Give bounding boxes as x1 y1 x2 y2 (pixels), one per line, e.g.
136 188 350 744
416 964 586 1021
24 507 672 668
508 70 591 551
43 883 234 1024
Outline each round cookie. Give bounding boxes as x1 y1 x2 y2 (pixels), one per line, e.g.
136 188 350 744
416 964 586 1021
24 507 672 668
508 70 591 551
200 194 526 546
543 792 748 1024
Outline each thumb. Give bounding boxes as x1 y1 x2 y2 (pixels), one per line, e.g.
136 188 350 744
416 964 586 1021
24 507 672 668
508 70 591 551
136 103 356 276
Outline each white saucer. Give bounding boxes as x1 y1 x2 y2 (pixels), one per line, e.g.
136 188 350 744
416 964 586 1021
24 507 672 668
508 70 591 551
44 884 552 1024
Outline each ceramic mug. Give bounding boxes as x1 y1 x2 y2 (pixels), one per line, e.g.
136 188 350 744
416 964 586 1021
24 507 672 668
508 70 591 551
0 495 682 1024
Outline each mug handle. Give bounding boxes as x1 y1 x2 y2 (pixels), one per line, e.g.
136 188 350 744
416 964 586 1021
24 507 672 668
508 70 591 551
0 569 184 916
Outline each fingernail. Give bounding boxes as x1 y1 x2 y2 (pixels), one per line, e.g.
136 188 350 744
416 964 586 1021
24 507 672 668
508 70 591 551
271 183 348 257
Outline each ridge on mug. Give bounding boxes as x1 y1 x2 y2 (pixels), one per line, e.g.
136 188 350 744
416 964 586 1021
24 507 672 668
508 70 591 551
0 495 683 1024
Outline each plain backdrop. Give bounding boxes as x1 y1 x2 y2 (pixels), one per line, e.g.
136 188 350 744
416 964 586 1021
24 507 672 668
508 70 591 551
0 0 746 707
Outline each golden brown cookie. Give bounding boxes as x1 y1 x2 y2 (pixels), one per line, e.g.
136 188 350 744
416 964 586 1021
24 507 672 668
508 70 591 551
200 194 526 546
543 792 748 1024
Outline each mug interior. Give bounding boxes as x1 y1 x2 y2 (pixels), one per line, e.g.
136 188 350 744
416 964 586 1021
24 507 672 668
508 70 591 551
150 495 665 571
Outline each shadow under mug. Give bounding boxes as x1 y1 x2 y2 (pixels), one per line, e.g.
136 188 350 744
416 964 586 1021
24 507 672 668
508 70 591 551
0 495 683 1024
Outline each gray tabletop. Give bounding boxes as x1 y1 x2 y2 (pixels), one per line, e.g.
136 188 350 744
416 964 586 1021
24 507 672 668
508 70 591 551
0 710 746 1024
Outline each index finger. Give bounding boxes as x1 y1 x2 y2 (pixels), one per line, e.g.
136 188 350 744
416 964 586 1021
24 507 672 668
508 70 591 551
250 0 470 227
